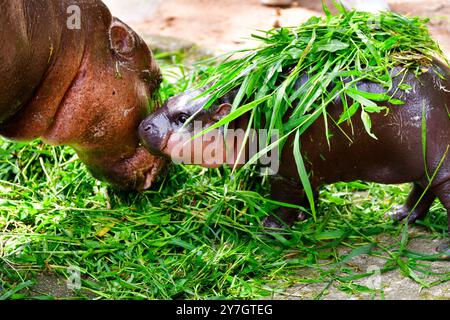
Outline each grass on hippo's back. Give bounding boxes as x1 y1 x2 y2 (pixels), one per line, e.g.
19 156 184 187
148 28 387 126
0 136 448 299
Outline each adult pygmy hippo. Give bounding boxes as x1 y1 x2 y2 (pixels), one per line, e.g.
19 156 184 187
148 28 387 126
0 0 165 190
139 60 450 253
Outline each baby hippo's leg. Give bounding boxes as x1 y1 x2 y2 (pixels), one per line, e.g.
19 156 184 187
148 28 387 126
430 181 450 257
263 175 310 229
388 183 436 223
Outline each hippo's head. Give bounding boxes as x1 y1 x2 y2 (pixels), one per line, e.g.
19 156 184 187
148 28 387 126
0 3 165 190
67 17 166 190
139 87 247 168
50 16 166 190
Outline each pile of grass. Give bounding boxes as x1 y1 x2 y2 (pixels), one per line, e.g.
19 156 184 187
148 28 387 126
0 48 448 299
0 137 447 299
195 3 449 215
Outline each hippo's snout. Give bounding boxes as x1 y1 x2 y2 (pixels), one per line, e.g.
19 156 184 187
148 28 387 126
139 113 171 156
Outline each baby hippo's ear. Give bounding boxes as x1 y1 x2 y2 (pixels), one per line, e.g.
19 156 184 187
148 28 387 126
109 19 136 57
212 103 232 121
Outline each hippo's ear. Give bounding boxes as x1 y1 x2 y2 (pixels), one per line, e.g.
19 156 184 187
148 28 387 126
212 103 232 121
109 20 136 56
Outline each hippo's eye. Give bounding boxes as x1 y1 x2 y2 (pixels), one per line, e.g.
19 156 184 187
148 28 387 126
176 113 189 125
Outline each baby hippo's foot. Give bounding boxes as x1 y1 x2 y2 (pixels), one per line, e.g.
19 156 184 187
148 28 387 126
386 205 427 223
436 241 450 260
386 184 436 223
263 208 307 231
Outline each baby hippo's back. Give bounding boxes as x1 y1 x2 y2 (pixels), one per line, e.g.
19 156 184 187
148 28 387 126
284 60 450 190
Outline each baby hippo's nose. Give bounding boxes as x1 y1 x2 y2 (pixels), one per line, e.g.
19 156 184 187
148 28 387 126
139 115 169 156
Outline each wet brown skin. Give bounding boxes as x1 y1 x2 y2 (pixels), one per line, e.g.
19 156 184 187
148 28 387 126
140 60 450 253
0 0 165 190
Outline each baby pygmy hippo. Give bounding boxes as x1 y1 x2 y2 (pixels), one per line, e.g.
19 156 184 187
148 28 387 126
139 60 450 254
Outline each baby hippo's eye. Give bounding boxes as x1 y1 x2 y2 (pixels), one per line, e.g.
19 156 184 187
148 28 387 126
176 113 189 125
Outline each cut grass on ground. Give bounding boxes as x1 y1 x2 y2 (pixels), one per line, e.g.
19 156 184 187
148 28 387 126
0 51 448 300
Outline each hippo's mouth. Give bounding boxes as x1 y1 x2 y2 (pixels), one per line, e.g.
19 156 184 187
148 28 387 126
159 131 173 157
160 120 244 168
141 154 166 190
142 163 160 189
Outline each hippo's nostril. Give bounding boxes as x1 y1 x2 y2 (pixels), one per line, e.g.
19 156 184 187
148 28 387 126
139 121 166 156
139 121 153 135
